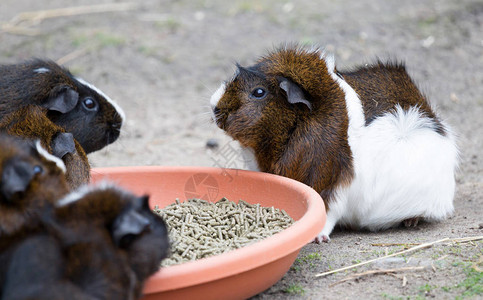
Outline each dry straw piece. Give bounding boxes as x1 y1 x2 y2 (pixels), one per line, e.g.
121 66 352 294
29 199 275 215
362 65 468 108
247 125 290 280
153 197 294 267
1 3 138 36
315 235 483 278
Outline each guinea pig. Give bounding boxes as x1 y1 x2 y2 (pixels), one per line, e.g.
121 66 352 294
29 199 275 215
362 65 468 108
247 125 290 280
0 133 69 240
0 105 90 190
1 183 168 300
210 45 458 243
2 218 137 300
0 59 125 154
53 183 169 298
2 233 124 300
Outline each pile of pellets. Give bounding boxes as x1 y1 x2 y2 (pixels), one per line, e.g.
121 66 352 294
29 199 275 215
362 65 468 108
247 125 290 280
153 197 294 267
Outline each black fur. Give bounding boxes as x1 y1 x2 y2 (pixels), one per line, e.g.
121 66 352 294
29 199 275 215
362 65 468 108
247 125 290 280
0 59 123 153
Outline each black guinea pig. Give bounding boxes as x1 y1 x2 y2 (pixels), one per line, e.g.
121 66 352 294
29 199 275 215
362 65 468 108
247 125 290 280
0 59 125 154
0 105 90 190
210 45 458 243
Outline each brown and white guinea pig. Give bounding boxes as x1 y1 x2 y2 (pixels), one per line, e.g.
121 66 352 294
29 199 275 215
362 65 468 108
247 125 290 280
0 133 69 240
0 105 90 190
52 183 169 298
210 45 458 243
0 59 125 154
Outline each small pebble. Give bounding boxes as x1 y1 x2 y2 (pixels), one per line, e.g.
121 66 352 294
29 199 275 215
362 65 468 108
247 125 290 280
205 138 219 149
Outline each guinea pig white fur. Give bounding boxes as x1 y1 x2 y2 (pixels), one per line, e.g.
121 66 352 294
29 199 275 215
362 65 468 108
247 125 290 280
210 45 458 242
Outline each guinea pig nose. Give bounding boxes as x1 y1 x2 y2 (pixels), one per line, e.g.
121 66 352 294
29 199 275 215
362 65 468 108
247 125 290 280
213 106 221 115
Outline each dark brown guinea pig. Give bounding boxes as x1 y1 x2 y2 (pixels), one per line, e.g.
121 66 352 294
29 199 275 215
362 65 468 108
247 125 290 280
210 45 458 243
2 200 137 300
53 183 169 298
0 59 125 154
2 234 110 300
0 133 69 240
0 105 89 190
0 134 70 296
2 195 137 300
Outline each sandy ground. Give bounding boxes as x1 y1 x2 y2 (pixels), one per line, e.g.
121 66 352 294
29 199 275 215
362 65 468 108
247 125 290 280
1 0 482 299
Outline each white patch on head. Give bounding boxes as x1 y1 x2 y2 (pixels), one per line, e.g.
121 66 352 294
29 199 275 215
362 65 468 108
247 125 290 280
56 180 119 207
323 53 336 73
209 82 226 121
210 82 226 109
35 141 66 173
33 67 50 74
75 77 126 123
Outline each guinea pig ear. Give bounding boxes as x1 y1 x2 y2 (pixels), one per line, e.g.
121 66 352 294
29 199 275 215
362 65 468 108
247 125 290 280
51 133 76 159
43 86 79 113
0 159 35 202
112 206 151 247
279 78 312 111
140 195 150 210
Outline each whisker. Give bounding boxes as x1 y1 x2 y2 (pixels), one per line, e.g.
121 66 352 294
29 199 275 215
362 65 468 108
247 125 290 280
117 127 129 136
111 137 128 152
200 81 215 94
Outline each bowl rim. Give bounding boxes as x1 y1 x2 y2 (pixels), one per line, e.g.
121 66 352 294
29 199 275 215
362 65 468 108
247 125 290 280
90 166 326 294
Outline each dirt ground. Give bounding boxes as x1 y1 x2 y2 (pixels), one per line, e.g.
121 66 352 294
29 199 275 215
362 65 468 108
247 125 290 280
1 0 482 299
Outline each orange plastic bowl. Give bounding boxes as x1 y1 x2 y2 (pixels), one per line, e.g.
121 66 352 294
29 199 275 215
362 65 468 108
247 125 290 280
90 166 326 300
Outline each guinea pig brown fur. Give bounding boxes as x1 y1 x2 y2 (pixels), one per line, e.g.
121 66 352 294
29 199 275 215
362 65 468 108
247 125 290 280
0 105 90 190
0 133 70 295
0 59 125 154
210 45 458 242
0 133 69 240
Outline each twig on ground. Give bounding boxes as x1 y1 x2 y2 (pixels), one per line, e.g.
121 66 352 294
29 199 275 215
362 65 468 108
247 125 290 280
1 3 138 36
315 237 449 278
0 24 40 36
371 243 419 247
329 266 425 287
473 255 483 272
436 254 449 261
56 47 90 65
449 236 483 244
316 235 483 278
370 236 482 248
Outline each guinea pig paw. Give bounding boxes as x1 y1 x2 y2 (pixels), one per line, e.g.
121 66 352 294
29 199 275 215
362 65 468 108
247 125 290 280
313 234 330 244
403 217 421 228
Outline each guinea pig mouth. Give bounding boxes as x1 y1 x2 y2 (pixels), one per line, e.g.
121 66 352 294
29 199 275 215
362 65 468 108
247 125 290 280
106 127 121 144
212 107 227 129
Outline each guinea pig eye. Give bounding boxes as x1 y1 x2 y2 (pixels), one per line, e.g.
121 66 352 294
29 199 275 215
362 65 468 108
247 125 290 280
33 165 43 175
250 88 267 99
82 98 97 110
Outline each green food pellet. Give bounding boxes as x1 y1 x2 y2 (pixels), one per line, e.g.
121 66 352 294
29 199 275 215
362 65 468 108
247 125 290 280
154 197 294 267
